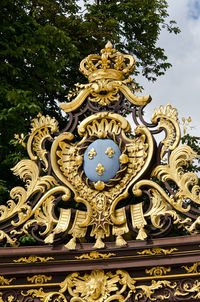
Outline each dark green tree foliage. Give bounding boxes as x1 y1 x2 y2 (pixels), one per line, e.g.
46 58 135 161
0 0 180 202
181 134 200 175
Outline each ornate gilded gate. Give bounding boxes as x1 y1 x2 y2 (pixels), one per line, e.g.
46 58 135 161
1 42 200 301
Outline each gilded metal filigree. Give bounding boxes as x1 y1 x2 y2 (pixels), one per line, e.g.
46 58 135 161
75 251 116 260
1 43 200 249
0 276 15 286
14 270 181 302
145 266 171 276
27 275 52 284
13 256 54 263
137 248 178 256
182 262 200 273
3 267 200 301
61 42 151 112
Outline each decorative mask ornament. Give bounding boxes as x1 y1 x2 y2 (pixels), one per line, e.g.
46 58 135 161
0 42 200 250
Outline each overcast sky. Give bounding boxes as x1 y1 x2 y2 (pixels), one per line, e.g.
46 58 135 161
137 0 200 137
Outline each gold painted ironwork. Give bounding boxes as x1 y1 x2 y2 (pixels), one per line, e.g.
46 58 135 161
3 266 200 300
182 262 200 273
5 269 200 302
61 42 151 112
19 269 177 302
137 248 178 256
75 251 116 260
27 275 52 284
0 276 15 286
1 43 200 250
50 111 153 248
13 256 54 263
145 266 171 276
27 113 59 172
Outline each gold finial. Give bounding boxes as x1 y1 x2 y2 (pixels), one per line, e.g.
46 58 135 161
105 41 113 49
79 42 135 82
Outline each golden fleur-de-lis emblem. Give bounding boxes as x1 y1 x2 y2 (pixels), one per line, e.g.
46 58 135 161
96 163 105 176
88 148 97 159
105 147 115 158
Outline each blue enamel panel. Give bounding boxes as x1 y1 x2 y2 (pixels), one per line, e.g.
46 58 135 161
83 139 121 183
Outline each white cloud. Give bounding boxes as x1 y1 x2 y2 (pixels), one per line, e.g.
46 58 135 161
136 0 200 136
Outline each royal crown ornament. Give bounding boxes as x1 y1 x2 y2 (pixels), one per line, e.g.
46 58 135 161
80 41 135 82
60 42 151 111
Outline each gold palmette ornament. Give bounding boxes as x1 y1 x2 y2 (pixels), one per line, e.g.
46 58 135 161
0 42 200 251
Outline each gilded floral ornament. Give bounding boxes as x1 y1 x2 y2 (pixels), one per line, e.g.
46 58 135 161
137 248 178 256
75 251 116 260
27 275 52 284
145 266 171 276
17 270 184 302
0 276 15 286
13 256 54 263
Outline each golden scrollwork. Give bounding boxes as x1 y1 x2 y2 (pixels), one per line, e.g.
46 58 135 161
13 256 54 263
1 42 200 250
60 42 151 112
19 270 179 302
145 266 171 276
27 275 52 284
182 262 200 273
0 276 15 286
152 145 200 209
0 231 19 247
27 113 59 171
22 288 66 302
50 111 154 248
3 268 200 301
151 104 181 159
137 248 178 256
75 251 116 260
0 159 58 225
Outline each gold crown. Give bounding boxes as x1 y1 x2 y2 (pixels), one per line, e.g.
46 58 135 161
79 42 135 82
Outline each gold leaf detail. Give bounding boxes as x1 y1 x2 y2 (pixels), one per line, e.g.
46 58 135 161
96 163 105 176
0 276 16 285
75 251 116 260
27 274 52 284
88 148 97 159
0 230 19 247
151 104 180 159
137 248 178 256
27 114 59 172
152 145 200 212
94 181 105 191
182 262 200 273
105 146 115 158
145 266 171 276
13 256 54 263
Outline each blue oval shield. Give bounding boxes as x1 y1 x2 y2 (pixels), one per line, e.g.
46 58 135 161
83 139 121 183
